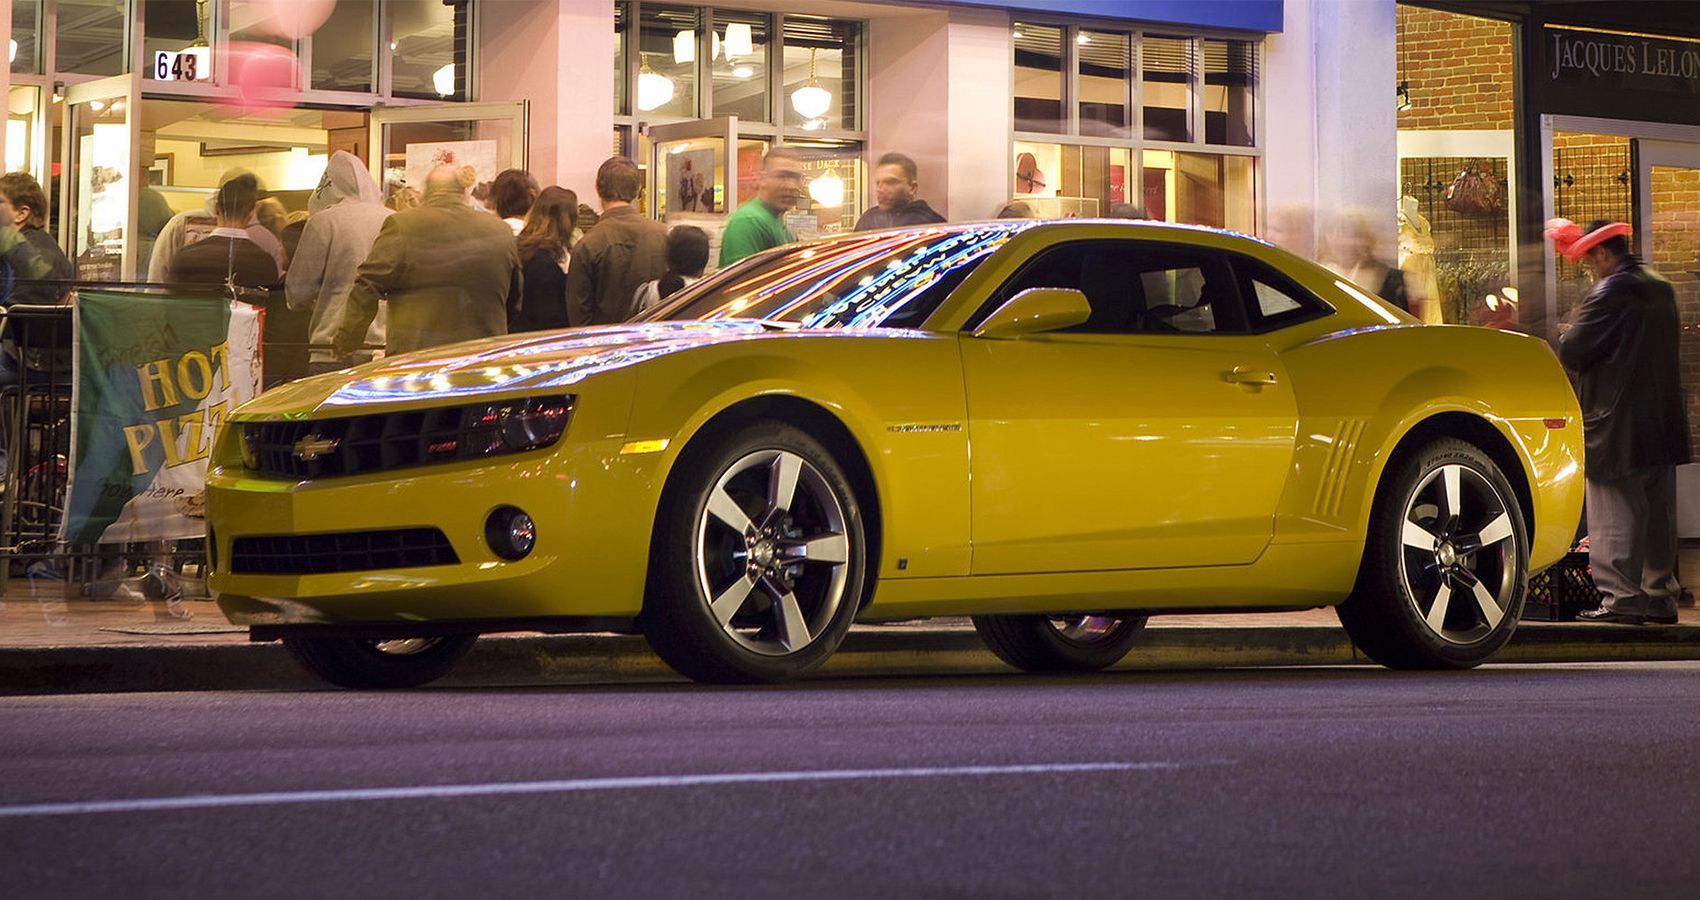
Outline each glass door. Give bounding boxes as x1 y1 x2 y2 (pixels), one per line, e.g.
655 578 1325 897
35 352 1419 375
63 74 138 281
1636 140 1700 306
647 116 741 226
367 101 527 206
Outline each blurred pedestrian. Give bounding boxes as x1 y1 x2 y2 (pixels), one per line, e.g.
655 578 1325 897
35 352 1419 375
286 150 393 373
164 175 280 288
854 152 946 231
995 200 1035 219
1107 203 1146 219
491 169 540 236
1322 208 1409 312
633 225 710 315
335 164 521 357
0 172 73 305
148 167 285 282
720 147 802 266
1549 217 1691 626
566 157 667 326
511 186 578 332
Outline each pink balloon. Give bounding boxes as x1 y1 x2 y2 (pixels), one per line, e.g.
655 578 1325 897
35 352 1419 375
226 41 299 114
239 0 336 40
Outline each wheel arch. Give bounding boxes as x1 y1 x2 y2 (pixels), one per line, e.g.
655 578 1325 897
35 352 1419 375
652 393 884 607
1370 411 1536 542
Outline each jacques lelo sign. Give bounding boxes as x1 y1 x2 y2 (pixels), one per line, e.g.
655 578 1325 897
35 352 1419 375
1541 27 1700 125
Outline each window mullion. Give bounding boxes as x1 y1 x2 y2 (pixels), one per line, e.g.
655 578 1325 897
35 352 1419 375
1065 24 1080 137
699 7 713 119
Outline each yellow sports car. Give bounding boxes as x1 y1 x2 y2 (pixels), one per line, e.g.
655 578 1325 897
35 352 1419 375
206 221 1584 687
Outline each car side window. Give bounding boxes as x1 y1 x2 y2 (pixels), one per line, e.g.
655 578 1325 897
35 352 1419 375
971 239 1248 335
1230 255 1335 332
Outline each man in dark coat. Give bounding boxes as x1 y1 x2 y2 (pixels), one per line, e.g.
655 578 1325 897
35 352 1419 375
566 156 667 325
1551 218 1691 625
336 165 522 357
854 152 947 231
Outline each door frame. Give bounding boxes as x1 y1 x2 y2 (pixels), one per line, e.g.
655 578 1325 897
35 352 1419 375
1634 139 1700 265
62 74 141 279
646 115 740 221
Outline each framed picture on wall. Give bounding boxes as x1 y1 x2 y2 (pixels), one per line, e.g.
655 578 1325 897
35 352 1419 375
147 153 174 187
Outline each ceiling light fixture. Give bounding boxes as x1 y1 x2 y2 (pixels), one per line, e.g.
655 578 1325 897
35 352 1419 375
790 49 833 120
433 63 455 96
637 54 676 111
732 65 754 79
724 23 754 58
809 169 845 207
673 29 695 64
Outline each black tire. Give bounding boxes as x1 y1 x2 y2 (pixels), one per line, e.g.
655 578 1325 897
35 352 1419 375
972 614 1149 673
642 420 868 684
282 635 477 689
1337 438 1528 669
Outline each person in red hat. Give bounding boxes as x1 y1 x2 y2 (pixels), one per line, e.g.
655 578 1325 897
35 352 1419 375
1548 217 1691 625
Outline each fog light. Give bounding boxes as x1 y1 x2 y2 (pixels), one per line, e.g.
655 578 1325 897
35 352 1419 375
485 506 535 561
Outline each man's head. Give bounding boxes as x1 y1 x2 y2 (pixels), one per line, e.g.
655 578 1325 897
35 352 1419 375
1580 218 1631 277
757 147 805 213
0 172 50 229
215 174 261 228
872 152 920 211
595 156 643 208
424 164 468 199
490 169 540 219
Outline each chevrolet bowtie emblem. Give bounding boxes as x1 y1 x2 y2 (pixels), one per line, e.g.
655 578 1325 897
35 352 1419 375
292 434 341 461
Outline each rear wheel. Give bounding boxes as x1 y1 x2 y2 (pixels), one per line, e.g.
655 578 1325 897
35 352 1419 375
282 635 477 689
1337 438 1527 669
642 421 867 683
972 614 1148 673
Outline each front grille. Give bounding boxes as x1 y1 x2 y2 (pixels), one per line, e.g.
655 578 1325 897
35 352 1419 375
244 396 571 480
230 528 459 575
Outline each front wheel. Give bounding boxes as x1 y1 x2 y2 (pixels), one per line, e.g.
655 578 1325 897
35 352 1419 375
281 635 477 689
642 421 867 684
972 614 1148 673
1337 438 1528 669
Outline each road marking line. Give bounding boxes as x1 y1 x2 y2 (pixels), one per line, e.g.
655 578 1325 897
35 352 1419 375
0 761 1190 818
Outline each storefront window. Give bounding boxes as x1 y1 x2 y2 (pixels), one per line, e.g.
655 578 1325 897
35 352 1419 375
310 0 376 93
1011 140 1132 217
390 0 468 101
787 141 862 237
1143 36 1193 143
146 0 212 82
12 0 42 75
1204 39 1255 147
713 10 769 122
1013 22 1064 134
1078 29 1131 139
614 3 629 115
58 0 128 76
783 17 858 132
636 5 699 117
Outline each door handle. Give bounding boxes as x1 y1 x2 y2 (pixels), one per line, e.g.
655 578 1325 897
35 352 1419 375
1224 366 1278 386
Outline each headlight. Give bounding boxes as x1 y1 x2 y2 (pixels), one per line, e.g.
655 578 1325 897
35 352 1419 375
447 397 573 462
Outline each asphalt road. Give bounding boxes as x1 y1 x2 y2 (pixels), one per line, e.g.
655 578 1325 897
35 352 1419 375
3 664 1699 899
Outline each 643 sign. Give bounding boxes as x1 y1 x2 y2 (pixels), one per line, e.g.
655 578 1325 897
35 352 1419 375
153 48 210 82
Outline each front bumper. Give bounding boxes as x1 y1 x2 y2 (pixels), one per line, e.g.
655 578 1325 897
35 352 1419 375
207 436 664 626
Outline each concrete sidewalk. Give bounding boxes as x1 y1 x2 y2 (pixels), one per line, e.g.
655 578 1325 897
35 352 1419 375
3 592 1699 694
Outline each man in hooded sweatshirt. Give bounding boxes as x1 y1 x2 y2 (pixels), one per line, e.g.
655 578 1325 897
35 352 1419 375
147 167 287 282
286 151 393 373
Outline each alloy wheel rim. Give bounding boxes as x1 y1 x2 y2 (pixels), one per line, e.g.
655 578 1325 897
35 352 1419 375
1047 616 1125 644
1397 463 1520 645
369 638 440 656
694 449 851 657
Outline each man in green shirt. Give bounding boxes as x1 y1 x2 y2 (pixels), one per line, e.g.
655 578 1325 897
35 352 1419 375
719 146 804 267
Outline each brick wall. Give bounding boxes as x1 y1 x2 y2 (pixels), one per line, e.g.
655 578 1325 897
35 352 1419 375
1396 5 1513 131
1649 166 1700 462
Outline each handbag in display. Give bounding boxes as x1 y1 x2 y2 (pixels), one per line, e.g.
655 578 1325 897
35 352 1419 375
1443 161 1503 218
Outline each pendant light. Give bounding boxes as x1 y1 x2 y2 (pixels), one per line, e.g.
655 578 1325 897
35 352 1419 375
636 54 676 112
790 48 833 121
809 169 845 207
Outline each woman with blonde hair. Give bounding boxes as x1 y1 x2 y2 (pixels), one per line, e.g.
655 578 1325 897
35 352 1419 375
1322 208 1410 313
510 186 579 332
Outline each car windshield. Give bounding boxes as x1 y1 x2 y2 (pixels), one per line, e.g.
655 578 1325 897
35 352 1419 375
640 222 1033 330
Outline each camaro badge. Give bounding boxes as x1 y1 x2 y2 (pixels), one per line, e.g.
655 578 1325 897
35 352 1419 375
292 434 341 461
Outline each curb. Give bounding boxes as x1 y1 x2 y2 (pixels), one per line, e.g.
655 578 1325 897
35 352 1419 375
3 622 1699 694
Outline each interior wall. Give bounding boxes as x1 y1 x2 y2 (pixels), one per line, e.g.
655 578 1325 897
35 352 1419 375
944 6 1014 222
867 8 951 213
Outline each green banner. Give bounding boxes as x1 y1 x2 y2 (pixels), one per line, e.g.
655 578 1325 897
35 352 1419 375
61 291 262 544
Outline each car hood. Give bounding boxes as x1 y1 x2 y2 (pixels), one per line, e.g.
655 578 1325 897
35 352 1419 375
235 320 863 417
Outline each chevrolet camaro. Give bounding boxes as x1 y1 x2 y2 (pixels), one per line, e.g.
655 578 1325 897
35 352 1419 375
206 220 1584 687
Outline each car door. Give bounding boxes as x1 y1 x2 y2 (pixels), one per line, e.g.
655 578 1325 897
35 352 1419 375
959 238 1299 575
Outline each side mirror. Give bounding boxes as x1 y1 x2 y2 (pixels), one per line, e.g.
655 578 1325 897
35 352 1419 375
971 288 1091 339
